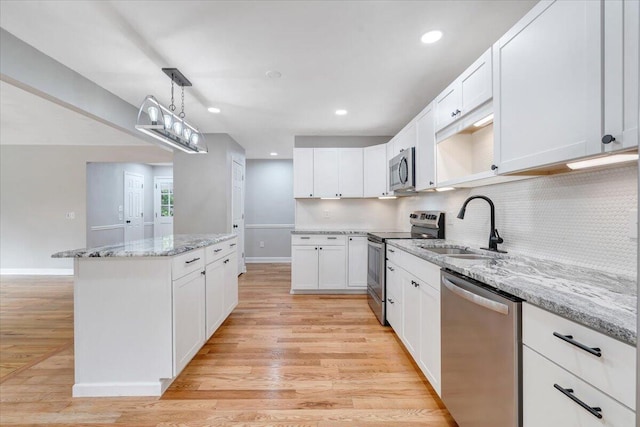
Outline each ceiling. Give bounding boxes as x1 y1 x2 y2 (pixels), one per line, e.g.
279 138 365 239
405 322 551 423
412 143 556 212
0 81 149 146
0 0 537 158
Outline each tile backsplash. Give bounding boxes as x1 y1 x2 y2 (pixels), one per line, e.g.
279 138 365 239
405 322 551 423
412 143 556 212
397 164 638 278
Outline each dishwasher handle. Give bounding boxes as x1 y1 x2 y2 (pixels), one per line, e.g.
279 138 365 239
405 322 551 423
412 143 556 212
442 276 509 315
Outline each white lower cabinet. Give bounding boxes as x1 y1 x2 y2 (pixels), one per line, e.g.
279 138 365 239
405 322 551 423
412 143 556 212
172 269 206 375
205 258 225 339
387 247 442 396
347 236 367 288
223 251 239 315
318 246 346 289
418 278 441 396
385 261 402 333
401 272 421 357
523 346 634 427
290 235 354 292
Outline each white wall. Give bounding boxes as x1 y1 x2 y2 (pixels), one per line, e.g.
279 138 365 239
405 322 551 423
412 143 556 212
397 164 638 277
0 145 172 274
245 159 294 261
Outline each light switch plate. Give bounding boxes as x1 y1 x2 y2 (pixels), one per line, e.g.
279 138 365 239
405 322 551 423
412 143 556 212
259 241 265 248
65 212 75 220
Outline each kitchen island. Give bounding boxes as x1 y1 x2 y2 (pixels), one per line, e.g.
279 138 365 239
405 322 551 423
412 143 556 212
52 233 238 397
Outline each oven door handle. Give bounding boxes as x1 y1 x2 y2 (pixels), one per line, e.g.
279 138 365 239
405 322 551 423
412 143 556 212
442 277 509 315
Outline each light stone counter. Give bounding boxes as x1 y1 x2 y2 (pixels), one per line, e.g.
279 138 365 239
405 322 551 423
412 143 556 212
388 239 636 345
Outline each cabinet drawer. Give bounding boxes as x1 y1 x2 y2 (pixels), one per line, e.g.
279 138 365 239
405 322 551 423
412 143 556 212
523 303 636 410
400 252 441 290
523 346 635 427
172 249 205 280
386 245 401 264
292 235 346 246
205 239 236 264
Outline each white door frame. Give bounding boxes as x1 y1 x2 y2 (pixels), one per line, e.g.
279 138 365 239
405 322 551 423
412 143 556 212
153 176 174 238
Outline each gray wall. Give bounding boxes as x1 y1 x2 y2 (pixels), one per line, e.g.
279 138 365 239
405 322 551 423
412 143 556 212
295 135 391 148
245 159 294 260
86 163 165 247
173 133 245 234
0 145 172 273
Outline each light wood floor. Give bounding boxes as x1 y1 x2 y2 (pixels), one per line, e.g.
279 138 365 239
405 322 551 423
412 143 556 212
0 264 456 426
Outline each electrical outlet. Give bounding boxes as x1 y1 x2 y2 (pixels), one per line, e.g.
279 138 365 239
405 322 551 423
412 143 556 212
65 212 75 220
118 213 123 221
446 212 454 226
323 210 330 219
629 209 638 239
259 241 265 248
118 205 123 212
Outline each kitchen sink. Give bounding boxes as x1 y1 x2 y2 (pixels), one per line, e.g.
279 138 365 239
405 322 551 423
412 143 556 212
446 254 493 260
420 247 476 255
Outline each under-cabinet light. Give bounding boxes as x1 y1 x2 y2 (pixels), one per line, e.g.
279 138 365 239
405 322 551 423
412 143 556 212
473 114 494 127
435 187 455 192
566 153 638 170
321 197 341 200
378 196 397 200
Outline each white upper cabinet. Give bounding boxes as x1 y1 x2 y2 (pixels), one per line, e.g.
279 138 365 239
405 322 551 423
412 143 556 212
394 122 417 155
459 48 493 117
603 0 639 152
435 82 460 131
293 148 314 198
312 148 363 198
313 148 340 197
493 0 605 174
364 144 390 197
415 103 436 191
338 148 364 198
435 48 492 133
386 141 396 196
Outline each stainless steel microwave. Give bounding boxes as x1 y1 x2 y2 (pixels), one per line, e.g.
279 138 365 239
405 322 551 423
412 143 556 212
389 147 415 191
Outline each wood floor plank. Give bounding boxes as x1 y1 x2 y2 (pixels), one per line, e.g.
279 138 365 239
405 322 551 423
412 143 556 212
0 264 456 426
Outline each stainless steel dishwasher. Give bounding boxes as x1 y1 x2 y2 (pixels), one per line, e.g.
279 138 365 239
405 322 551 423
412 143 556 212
441 269 523 427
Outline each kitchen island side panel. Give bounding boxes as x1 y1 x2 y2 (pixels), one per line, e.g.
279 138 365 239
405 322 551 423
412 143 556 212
73 257 173 397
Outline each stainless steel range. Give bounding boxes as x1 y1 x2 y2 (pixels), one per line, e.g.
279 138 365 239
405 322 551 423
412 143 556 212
366 211 445 325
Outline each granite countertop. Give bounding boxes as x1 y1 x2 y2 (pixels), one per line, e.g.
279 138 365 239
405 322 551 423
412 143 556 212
291 230 371 235
52 233 237 258
388 240 637 346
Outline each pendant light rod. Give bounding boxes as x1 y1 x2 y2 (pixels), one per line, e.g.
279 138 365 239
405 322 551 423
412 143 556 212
161 68 192 87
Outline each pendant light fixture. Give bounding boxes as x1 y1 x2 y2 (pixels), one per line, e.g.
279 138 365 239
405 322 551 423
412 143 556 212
135 68 206 154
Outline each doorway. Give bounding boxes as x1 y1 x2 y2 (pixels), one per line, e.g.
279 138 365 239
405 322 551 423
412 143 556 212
232 158 246 273
123 171 144 244
154 177 174 238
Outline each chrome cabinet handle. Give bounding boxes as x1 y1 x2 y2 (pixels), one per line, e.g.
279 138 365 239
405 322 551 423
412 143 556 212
553 332 601 357
185 257 200 264
230 243 236 247
411 280 419 287
327 237 337 240
223 259 229 264
387 266 394 271
387 298 394 304
553 384 603 419
388 249 395 253
214 248 222 253
300 237 311 240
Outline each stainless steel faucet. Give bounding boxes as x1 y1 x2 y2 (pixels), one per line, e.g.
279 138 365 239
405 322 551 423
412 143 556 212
457 195 507 253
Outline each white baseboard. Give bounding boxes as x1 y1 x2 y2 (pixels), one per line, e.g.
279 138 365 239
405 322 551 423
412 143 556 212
72 379 173 397
0 268 74 276
245 257 291 264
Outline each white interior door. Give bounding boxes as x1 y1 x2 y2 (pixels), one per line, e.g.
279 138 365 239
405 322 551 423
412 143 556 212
154 177 174 238
124 171 144 243
231 159 245 274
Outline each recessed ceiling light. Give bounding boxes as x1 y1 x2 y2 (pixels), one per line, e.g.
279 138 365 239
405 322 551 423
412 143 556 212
566 153 639 170
335 109 348 116
207 107 221 113
435 187 455 192
270 152 278 156
266 70 282 79
421 30 443 44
